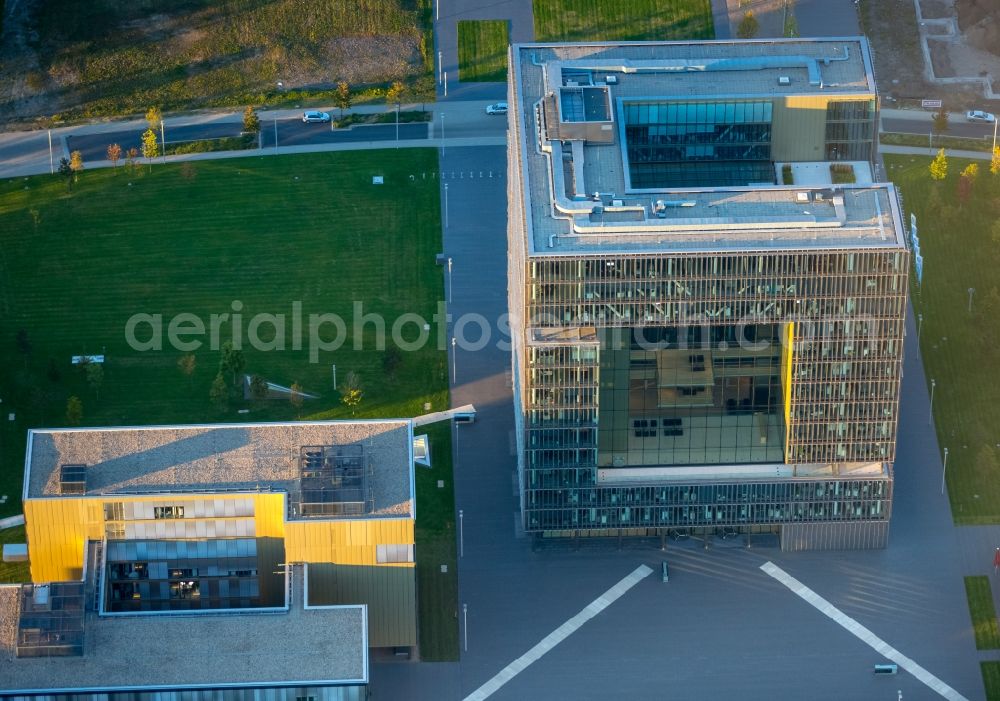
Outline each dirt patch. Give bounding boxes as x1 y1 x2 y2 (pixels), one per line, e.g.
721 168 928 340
0 0 428 127
928 40 958 78
919 0 952 19
956 0 1000 56
859 0 992 109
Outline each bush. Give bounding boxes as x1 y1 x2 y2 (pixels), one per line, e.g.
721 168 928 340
830 163 856 184
166 135 256 156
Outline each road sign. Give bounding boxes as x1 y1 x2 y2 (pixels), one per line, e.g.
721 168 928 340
921 99 943 109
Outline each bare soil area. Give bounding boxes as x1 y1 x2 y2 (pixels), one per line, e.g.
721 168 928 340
0 0 427 127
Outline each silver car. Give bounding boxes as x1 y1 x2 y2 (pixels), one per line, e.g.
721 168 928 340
485 102 508 115
966 110 995 123
302 111 331 123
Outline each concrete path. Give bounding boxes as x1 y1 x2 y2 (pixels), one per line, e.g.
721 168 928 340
435 0 534 102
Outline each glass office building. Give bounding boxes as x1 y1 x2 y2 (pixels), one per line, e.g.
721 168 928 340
508 39 908 550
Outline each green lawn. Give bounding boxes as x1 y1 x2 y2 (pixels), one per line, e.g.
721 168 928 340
533 0 714 41
965 576 1000 649
414 421 459 660
0 525 30 584
0 150 447 519
882 132 993 153
885 155 1000 523
984 661 1000 701
457 20 510 83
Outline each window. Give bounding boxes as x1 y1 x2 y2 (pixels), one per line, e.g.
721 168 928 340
153 506 185 519
376 544 414 563
104 502 124 521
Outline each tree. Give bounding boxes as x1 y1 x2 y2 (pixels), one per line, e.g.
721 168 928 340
386 80 404 108
146 106 162 131
335 82 352 119
250 375 269 404
242 106 260 135
107 143 122 169
958 162 979 204
177 353 196 388
219 341 246 386
290 381 304 417
991 146 1000 176
86 362 104 400
737 11 759 38
66 396 83 426
340 371 363 415
69 150 84 181
141 129 159 167
210 372 229 412
126 147 139 172
58 157 73 189
929 148 948 180
931 109 949 141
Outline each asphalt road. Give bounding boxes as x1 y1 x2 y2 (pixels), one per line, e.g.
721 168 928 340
883 116 997 140
64 118 431 162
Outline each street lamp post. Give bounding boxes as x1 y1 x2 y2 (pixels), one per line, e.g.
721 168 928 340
441 112 446 157
941 447 949 495
451 337 457 383
917 313 923 345
929 379 936 425
274 118 278 153
444 183 450 228
395 102 400 148
462 603 468 651
459 509 464 557
447 257 453 304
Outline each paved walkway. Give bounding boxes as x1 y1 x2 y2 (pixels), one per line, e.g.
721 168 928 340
435 0 534 102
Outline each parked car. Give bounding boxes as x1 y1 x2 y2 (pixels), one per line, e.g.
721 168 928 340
302 111 331 123
485 102 508 115
966 110 996 123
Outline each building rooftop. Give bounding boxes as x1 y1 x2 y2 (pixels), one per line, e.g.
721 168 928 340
25 421 414 519
511 39 906 256
0 566 367 694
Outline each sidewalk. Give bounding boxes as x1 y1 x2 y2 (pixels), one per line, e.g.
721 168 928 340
880 143 994 160
6 135 506 177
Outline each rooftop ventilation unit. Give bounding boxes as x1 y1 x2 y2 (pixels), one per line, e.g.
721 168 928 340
796 192 811 203
605 75 618 84
778 76 791 86
59 464 87 495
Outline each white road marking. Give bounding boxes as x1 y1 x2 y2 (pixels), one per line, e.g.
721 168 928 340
463 564 653 701
761 561 968 701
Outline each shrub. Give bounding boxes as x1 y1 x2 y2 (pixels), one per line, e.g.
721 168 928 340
781 164 793 185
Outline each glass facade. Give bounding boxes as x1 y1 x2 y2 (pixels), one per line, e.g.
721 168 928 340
624 100 774 188
825 100 876 161
515 249 907 533
597 324 785 468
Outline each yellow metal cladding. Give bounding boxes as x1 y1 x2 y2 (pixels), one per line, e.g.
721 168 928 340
781 321 795 462
284 518 415 567
24 491 412 583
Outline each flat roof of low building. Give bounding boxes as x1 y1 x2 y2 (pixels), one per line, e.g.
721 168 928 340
25 420 414 519
511 39 905 256
0 567 366 694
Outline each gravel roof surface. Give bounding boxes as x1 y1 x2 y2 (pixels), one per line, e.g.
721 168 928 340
0 571 366 693
27 421 413 517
